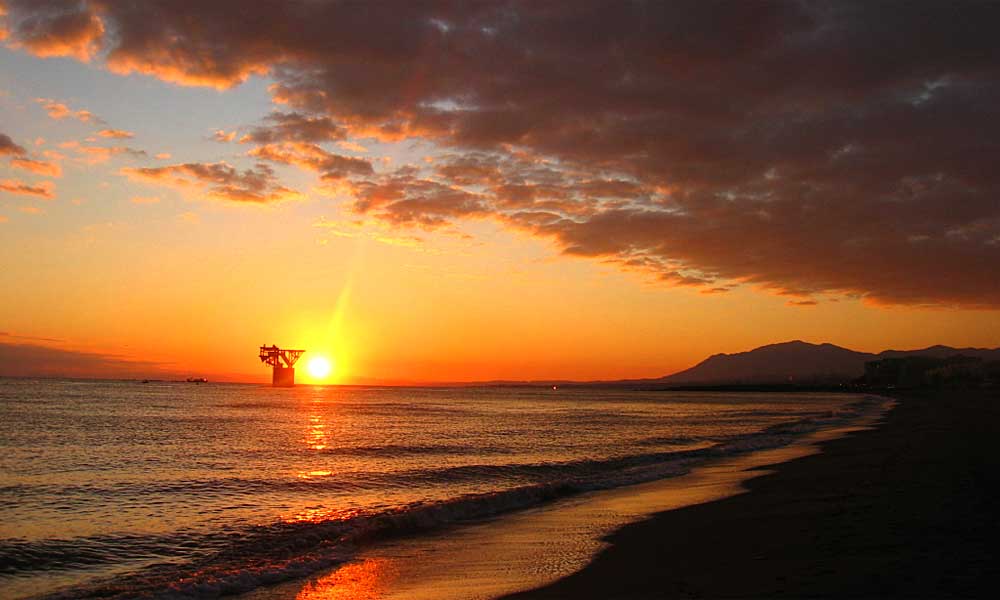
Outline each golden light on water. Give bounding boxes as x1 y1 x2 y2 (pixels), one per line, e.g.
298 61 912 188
295 558 396 600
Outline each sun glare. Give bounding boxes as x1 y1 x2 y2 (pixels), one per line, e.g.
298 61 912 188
306 356 333 380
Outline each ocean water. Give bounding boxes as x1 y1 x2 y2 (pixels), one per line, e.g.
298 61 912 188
0 379 875 599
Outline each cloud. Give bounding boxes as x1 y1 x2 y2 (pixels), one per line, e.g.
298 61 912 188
9 157 62 177
247 141 373 180
74 144 146 163
0 178 54 198
0 132 26 156
3 2 104 61
0 340 170 378
97 128 134 139
130 195 159 204
348 168 489 228
121 161 301 203
0 331 64 343
337 140 368 153
240 111 346 144
5 1 1000 306
212 129 236 142
701 287 732 295
788 299 819 307
35 98 101 123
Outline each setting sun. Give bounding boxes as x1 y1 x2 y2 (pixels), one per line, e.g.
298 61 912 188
306 356 333 380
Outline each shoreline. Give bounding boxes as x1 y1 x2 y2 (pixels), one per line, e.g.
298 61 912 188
507 389 1000 599
246 394 889 600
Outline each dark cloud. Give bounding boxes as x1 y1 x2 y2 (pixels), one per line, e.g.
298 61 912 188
350 168 489 228
0 340 169 378
4 0 104 60
0 132 27 156
121 161 300 203
240 111 346 144
4 1 1000 305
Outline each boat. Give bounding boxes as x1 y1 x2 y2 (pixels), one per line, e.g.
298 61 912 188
185 377 208 383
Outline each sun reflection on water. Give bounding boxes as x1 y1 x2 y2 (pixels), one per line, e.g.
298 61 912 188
280 505 368 525
294 558 397 600
306 412 328 451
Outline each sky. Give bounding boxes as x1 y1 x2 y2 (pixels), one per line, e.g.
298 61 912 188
1 0 998 384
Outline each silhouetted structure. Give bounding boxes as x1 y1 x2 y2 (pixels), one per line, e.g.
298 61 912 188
259 344 305 387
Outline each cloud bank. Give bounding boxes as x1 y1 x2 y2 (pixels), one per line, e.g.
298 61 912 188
0 339 169 378
4 0 1000 306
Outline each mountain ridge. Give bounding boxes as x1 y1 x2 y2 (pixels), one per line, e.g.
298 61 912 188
659 340 1000 384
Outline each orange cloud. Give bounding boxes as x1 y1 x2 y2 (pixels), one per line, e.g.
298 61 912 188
74 145 146 164
338 140 369 153
130 196 160 204
247 142 373 180
0 178 54 199
98 128 134 139
121 161 301 204
35 98 101 123
5 5 104 61
9 157 62 177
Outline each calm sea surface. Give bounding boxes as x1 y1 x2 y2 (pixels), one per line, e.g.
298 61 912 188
1 379 874 598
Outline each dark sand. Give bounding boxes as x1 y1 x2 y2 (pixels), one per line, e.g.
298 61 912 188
508 390 1000 599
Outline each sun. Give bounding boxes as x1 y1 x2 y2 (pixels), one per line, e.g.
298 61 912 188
306 356 333 380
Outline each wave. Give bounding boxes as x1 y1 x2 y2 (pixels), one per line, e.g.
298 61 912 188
11 396 886 599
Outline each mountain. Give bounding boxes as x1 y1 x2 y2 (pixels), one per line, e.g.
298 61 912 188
877 345 1000 361
659 340 1000 385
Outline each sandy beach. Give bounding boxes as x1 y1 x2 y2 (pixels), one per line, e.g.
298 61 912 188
508 389 1000 599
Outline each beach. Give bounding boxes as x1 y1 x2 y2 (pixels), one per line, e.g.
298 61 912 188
0 382 874 599
4 384 995 598
508 390 1000 599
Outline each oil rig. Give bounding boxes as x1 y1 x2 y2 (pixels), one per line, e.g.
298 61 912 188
259 344 305 387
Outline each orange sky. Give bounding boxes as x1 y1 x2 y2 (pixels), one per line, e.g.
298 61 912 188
1 2 999 384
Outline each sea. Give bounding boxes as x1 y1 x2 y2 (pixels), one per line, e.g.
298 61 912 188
0 379 881 599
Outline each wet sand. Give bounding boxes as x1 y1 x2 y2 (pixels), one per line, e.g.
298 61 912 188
508 390 1000 599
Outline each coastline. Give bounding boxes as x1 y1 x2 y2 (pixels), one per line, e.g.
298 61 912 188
246 394 889 600
507 389 1000 599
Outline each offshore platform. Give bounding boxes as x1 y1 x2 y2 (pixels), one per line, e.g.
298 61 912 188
259 344 305 387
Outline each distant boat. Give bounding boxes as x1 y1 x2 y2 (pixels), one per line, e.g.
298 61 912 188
185 377 208 383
